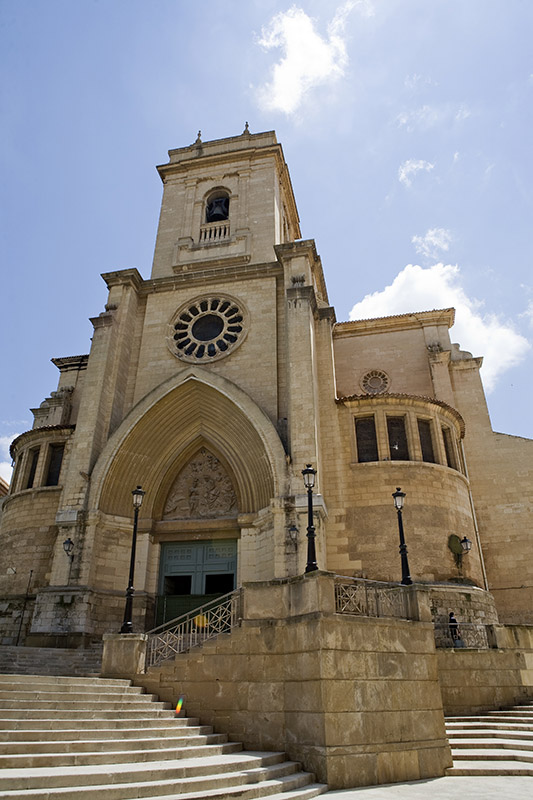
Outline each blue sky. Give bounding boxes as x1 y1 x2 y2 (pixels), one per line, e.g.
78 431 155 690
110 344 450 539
1 0 532 481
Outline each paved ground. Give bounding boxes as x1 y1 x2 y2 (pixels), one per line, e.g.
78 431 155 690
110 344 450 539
326 775 532 799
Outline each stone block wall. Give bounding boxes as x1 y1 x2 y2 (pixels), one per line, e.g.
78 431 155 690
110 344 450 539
438 625 533 714
428 584 498 625
112 574 451 789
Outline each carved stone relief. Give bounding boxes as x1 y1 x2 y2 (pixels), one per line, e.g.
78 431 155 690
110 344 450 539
163 448 238 520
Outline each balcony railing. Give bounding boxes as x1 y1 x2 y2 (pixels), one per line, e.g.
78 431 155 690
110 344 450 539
334 577 411 620
199 221 230 244
145 589 242 669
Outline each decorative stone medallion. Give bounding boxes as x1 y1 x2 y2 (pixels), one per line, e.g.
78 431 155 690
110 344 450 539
360 370 390 394
167 294 248 363
163 448 238 519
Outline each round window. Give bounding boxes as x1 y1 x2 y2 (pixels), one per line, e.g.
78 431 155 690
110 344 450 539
361 370 390 394
167 295 248 363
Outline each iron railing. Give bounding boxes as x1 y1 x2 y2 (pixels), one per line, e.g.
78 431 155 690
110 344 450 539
434 622 490 649
146 590 242 669
334 577 411 620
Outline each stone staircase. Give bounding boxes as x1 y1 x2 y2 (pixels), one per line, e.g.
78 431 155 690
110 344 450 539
0 673 327 799
0 645 102 676
446 702 533 776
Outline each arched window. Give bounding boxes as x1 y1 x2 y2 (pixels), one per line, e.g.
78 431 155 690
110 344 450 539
205 191 230 223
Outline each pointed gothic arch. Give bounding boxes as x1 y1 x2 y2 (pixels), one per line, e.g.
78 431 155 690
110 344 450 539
90 368 287 519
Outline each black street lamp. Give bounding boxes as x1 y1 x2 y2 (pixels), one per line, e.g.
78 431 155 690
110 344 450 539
392 488 413 586
120 486 145 634
302 464 318 574
63 537 74 561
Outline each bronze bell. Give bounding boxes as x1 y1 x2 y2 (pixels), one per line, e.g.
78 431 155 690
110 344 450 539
206 196 229 222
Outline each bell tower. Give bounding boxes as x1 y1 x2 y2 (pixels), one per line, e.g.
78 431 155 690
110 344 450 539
150 127 301 280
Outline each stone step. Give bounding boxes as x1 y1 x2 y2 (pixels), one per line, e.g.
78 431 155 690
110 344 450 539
0 751 290 792
445 703 533 777
0 765 317 800
0 716 202 730
446 760 533 776
490 707 533 713
448 713 533 722
0 725 209 741
0 708 179 720
0 647 103 677
451 737 533 751
0 674 128 687
446 720 533 731
0 740 243 768
451 747 533 763
0 681 144 695
447 730 533 741
0 672 326 800
0 697 169 709
0 732 228 754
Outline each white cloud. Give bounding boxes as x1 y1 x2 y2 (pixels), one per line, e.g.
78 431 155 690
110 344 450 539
520 300 533 327
395 103 471 132
412 228 452 260
256 2 367 115
404 73 436 91
349 264 531 392
398 159 434 187
455 104 471 122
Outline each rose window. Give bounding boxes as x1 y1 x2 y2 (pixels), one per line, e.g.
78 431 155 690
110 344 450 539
168 295 248 363
361 370 390 394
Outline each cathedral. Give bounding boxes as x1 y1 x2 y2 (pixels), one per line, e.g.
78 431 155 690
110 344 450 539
0 127 531 650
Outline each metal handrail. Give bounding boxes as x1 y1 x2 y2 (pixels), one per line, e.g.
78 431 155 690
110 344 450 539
146 589 242 669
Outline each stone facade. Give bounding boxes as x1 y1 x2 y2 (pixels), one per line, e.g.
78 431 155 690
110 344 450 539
0 127 531 647
104 575 454 788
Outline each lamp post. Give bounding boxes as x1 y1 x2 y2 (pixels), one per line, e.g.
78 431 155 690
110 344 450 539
120 486 145 634
392 488 413 586
63 536 75 584
302 464 318 573
63 537 74 561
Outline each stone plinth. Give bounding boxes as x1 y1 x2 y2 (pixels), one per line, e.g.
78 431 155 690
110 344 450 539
130 573 452 788
101 633 147 677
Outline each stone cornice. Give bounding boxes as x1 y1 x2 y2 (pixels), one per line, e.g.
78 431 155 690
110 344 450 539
98 262 286 297
101 268 144 291
450 356 484 370
158 140 282 179
51 355 89 371
165 130 278 164
146 261 284 293
334 309 455 337
10 425 75 457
